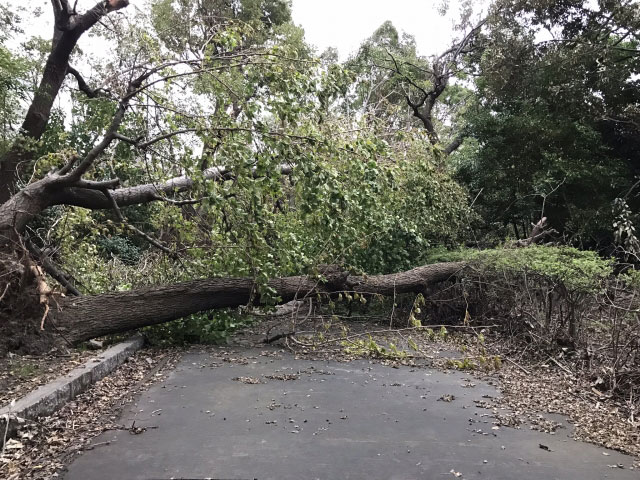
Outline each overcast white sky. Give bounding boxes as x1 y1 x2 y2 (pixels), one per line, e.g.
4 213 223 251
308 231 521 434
291 0 477 60
9 0 479 61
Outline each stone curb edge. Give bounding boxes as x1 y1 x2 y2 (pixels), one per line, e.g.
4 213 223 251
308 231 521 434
1 335 145 444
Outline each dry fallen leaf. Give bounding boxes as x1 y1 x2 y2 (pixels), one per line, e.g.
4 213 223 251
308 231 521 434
232 376 261 384
3 439 23 450
0 348 181 480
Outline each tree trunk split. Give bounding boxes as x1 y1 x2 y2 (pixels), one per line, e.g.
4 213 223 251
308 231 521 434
52 262 465 343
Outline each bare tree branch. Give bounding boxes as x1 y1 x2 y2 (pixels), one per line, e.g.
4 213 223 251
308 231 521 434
76 0 129 32
53 164 293 210
26 239 82 296
66 65 109 98
114 129 200 149
64 100 128 181
51 0 72 31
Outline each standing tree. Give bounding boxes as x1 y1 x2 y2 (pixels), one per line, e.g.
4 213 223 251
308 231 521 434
344 9 486 157
457 0 640 247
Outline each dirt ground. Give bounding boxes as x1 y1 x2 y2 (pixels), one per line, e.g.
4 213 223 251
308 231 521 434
0 348 98 407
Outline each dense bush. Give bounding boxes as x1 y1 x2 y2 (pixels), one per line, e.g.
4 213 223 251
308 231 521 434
463 246 612 340
97 235 142 265
427 245 638 397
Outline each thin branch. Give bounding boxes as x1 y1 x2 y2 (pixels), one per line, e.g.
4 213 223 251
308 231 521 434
540 179 566 220
57 153 79 175
66 66 109 98
437 17 487 62
622 178 640 201
0 282 9 303
26 240 82 296
383 50 443 144
121 60 282 101
102 188 176 258
66 100 128 181
536 38 640 55
137 129 199 149
451 18 487 60
116 126 320 151
505 357 531 375
112 133 143 144
385 49 430 102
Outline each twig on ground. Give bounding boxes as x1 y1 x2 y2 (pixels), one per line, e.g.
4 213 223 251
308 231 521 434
505 357 531 375
0 283 9 303
548 356 574 376
82 440 114 451
1 413 10 455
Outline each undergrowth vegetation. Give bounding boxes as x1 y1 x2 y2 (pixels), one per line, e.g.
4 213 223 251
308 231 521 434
424 246 639 399
303 244 639 401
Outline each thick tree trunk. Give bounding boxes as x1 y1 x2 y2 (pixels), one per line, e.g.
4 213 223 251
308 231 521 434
0 179 57 245
52 262 464 343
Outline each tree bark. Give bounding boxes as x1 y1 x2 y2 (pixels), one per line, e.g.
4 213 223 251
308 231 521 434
50 164 293 210
0 164 294 247
0 178 54 245
53 262 464 343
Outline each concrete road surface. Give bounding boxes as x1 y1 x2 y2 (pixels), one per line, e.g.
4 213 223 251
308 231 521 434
63 348 638 480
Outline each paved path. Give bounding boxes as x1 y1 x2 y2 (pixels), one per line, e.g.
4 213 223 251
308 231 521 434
63 348 637 480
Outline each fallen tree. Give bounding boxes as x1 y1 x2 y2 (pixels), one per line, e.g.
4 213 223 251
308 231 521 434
1 232 462 350
53 262 464 344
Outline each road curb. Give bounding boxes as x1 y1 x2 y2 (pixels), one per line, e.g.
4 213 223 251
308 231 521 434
1 336 145 443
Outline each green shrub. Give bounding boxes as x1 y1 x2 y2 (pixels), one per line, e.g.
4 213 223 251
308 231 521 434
97 235 142 265
469 246 613 293
143 310 255 346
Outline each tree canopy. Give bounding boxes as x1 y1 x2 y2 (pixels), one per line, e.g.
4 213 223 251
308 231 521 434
458 0 640 249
